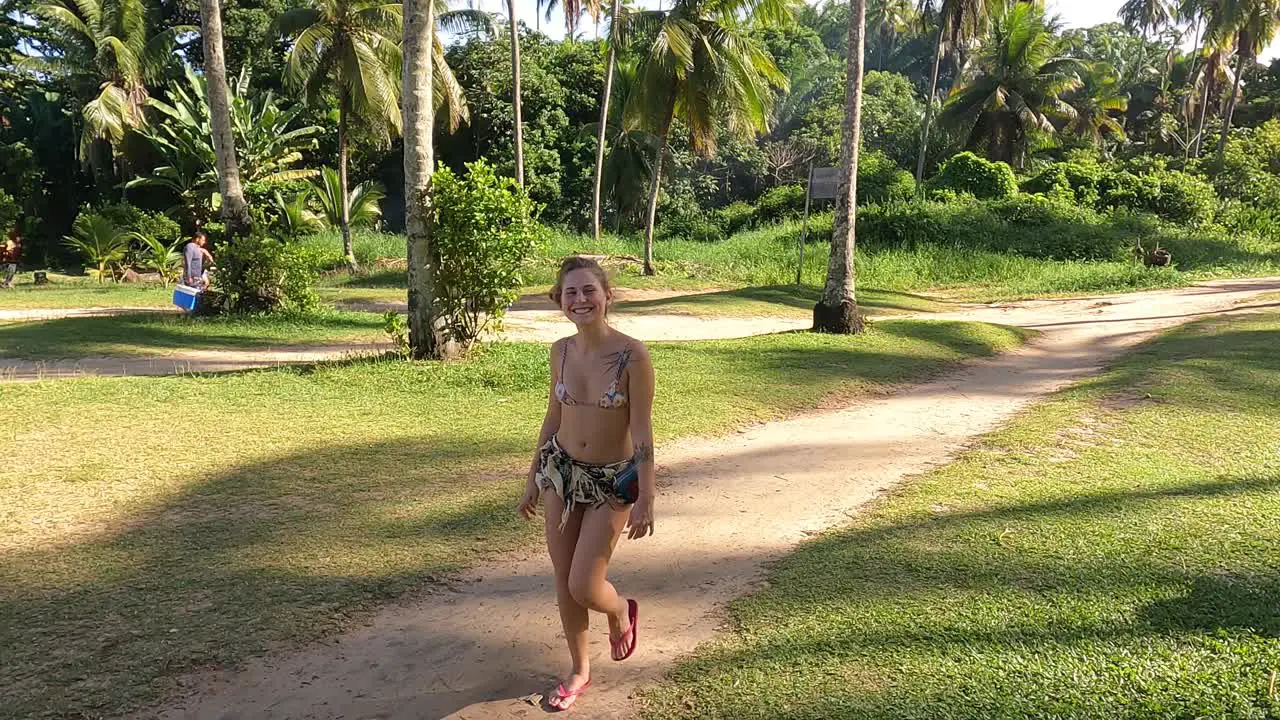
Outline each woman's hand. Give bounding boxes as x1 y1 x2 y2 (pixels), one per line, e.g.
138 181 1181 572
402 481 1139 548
517 481 540 520
627 496 655 539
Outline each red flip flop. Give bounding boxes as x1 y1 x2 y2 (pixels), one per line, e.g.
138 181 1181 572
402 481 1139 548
610 598 638 661
547 678 591 711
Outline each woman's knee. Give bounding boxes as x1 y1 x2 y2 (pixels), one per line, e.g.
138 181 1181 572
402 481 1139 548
566 570 601 608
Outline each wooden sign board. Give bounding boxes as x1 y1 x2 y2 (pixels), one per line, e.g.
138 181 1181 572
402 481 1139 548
809 167 841 200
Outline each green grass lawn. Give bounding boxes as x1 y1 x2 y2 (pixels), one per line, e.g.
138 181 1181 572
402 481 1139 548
0 320 1027 720
0 311 386 359
0 273 172 309
643 310 1280 720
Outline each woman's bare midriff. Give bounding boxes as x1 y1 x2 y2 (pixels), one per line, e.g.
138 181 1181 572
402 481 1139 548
557 405 633 464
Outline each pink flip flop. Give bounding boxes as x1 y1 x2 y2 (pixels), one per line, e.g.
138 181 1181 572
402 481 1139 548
548 678 591 711
610 599 638 661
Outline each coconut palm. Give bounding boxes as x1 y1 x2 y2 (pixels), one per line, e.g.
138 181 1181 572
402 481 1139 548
869 0 913 70
200 0 253 234
914 0 1005 183
627 0 793 275
25 0 187 170
815 0 867 335
939 3 1084 167
590 0 621 241
403 0 441 357
279 0 402 271
1121 0 1177 39
1065 63 1130 148
503 0 530 188
1214 0 1280 160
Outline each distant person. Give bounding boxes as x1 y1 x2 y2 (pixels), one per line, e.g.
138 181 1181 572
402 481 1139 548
182 231 215 290
1 229 20 289
516 256 656 711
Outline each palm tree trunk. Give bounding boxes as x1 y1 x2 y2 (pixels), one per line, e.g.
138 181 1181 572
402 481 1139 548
1217 46 1247 164
507 0 525 187
199 0 251 237
642 96 677 277
404 0 446 358
915 25 945 185
337 92 358 272
591 0 620 243
1193 48 1217 157
814 0 866 334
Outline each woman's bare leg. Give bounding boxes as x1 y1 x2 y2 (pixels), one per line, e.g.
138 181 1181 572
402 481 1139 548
568 504 632 642
544 493 590 699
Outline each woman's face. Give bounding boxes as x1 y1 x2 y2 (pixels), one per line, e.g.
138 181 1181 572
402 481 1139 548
559 268 610 327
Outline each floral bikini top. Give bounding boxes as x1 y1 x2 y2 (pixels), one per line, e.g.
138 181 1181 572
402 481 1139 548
555 340 629 409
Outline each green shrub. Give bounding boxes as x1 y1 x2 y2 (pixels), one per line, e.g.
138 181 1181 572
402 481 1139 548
213 233 323 312
859 151 917 204
756 184 807 222
1099 169 1215 226
93 202 182 246
715 201 757 234
1022 161 1102 206
1146 170 1217 227
430 159 544 350
63 213 135 282
930 152 1018 199
0 189 17 231
658 211 724 243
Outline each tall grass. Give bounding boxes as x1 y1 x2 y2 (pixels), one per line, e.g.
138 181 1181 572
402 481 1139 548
301 200 1280 301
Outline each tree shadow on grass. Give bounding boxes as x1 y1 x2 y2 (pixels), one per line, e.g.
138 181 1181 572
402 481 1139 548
0 312 384 359
616 285 946 317
646 471 1280 720
0 434 533 720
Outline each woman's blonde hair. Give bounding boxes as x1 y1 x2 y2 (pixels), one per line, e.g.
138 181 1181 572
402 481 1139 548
549 256 612 306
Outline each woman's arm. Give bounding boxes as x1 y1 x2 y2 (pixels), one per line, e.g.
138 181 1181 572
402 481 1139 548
627 343 656 538
518 340 564 519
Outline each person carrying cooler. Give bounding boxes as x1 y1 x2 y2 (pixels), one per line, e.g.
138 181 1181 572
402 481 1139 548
182 231 215 290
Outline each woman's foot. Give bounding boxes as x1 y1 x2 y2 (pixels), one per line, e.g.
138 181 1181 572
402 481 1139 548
548 672 591 711
609 598 638 661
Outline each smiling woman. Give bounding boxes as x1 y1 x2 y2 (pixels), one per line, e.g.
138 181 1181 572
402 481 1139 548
517 255 657 710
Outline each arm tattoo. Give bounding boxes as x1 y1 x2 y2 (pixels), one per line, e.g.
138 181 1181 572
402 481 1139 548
633 442 654 465
604 345 633 382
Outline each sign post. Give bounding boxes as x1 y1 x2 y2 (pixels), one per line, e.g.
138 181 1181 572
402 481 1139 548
798 166 839 286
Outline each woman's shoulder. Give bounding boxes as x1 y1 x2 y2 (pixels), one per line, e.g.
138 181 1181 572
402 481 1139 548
614 332 651 362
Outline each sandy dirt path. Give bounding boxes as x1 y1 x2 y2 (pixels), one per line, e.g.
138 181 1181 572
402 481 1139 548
124 277 1280 720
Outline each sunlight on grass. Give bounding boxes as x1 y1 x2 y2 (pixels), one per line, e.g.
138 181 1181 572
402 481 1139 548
643 311 1280 720
0 320 1028 718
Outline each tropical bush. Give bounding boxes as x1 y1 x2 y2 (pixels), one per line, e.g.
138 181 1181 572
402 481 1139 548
312 167 385 230
63 214 136 282
715 201 757 235
138 236 183 284
0 189 17 231
756 183 808 222
1022 160 1103 206
213 233 324 312
430 160 544 350
858 151 917 203
930 152 1019 199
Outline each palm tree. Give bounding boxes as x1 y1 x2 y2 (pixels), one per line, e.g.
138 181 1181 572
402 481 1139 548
627 0 793 275
1121 0 1176 39
815 0 868 334
591 0 620 241
200 0 252 235
869 0 913 70
914 0 1004 183
279 0 402 272
403 0 443 357
1065 63 1130 148
26 0 186 172
1215 0 1280 161
504 0 525 186
939 3 1083 167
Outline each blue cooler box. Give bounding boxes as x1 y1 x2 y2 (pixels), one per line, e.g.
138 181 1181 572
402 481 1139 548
173 284 200 312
